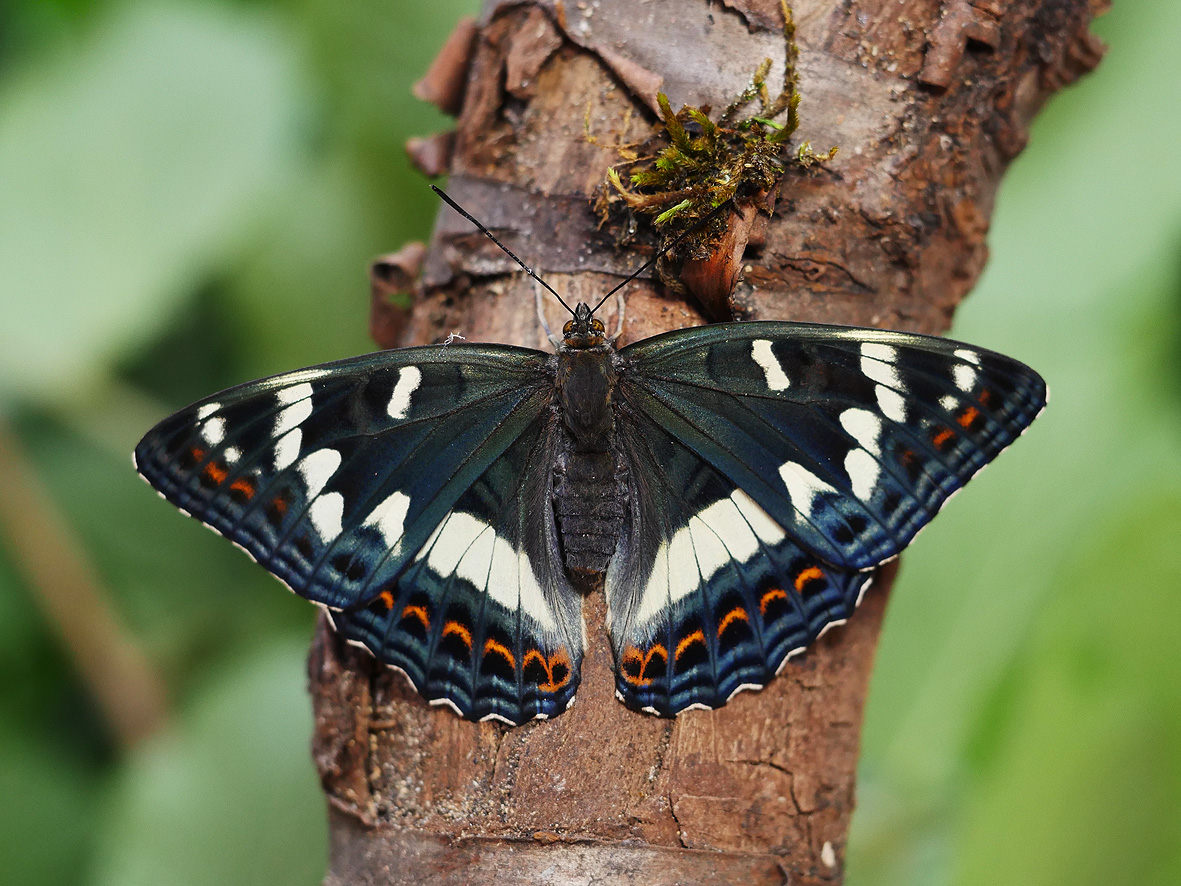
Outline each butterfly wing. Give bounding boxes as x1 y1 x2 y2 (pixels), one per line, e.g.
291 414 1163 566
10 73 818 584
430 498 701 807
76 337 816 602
135 345 582 723
618 321 1047 571
607 321 1045 715
608 406 872 715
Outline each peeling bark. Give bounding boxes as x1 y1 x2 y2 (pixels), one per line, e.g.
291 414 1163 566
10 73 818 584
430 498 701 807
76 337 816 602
314 1 1102 882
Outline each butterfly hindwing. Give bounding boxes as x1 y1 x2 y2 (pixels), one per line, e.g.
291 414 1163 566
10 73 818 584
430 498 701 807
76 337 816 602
619 322 1047 571
607 405 872 715
330 408 583 723
135 344 582 722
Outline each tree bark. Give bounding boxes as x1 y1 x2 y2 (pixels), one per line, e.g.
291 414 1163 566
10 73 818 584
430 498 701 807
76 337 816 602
312 1 1103 883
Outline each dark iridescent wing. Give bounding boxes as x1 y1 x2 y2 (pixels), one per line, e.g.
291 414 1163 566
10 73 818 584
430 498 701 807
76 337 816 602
618 321 1047 571
608 407 872 715
607 320 1045 715
135 344 581 723
329 407 582 723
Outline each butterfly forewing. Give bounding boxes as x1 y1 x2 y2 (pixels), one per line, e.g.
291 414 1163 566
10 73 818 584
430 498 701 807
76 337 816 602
618 322 1047 572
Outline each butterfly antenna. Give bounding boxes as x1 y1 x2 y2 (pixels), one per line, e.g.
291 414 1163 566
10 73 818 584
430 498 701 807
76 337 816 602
590 198 735 315
431 185 576 316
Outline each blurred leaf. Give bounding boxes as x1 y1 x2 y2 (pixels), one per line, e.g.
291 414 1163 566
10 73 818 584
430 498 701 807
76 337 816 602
88 640 326 886
851 4 1181 884
955 492 1181 886
12 412 314 690
0 0 304 408
0 721 100 886
219 0 480 380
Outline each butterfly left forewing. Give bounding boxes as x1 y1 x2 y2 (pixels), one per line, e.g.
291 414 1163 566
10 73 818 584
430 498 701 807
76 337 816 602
618 321 1047 572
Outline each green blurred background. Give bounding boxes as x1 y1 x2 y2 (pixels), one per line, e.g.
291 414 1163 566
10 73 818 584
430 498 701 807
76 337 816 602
0 2 1176 884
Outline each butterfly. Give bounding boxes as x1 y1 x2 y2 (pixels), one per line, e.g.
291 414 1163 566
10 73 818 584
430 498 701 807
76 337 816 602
135 193 1046 725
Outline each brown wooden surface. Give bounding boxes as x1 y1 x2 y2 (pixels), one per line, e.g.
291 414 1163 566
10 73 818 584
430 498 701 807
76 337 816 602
314 1 1103 883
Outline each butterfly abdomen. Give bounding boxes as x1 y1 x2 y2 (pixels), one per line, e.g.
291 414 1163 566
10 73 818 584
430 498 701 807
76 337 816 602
553 447 628 575
553 342 627 575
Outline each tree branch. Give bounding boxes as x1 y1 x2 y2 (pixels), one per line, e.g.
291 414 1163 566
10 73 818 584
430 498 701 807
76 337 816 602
315 1 1103 882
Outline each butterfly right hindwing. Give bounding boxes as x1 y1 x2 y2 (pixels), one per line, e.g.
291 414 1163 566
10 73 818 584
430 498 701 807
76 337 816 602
331 406 583 723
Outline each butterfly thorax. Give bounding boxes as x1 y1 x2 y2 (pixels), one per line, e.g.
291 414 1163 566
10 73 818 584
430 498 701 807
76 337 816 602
553 306 627 576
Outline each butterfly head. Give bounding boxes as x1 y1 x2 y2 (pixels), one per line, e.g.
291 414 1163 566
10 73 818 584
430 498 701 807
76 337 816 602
562 302 607 350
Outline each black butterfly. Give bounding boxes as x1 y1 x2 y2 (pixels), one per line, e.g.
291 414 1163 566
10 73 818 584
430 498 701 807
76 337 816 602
135 195 1046 725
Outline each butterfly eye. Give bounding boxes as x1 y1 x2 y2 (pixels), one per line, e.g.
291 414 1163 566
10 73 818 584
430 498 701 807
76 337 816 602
591 319 605 335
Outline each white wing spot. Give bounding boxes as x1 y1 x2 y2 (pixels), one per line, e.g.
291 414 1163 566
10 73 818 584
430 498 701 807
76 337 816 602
861 342 897 362
952 362 977 392
751 340 790 391
421 511 557 631
275 383 314 436
939 394 959 412
387 366 423 419
875 385 907 422
844 448 881 501
860 343 901 388
223 446 241 464
954 348 981 365
298 448 341 498
309 492 344 540
197 403 226 446
779 461 837 515
730 489 786 544
363 491 411 547
839 408 882 455
201 417 226 447
274 429 302 471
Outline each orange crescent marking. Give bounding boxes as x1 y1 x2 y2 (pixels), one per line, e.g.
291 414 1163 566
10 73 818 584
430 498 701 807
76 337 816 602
978 387 995 407
957 405 980 429
717 606 749 639
202 461 228 485
932 427 955 450
442 620 472 649
674 629 706 662
229 477 255 500
483 638 515 670
794 565 825 593
401 602 430 625
524 647 570 693
621 644 668 686
760 587 789 615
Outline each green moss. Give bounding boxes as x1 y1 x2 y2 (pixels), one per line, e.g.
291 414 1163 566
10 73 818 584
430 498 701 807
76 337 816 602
594 1 836 257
